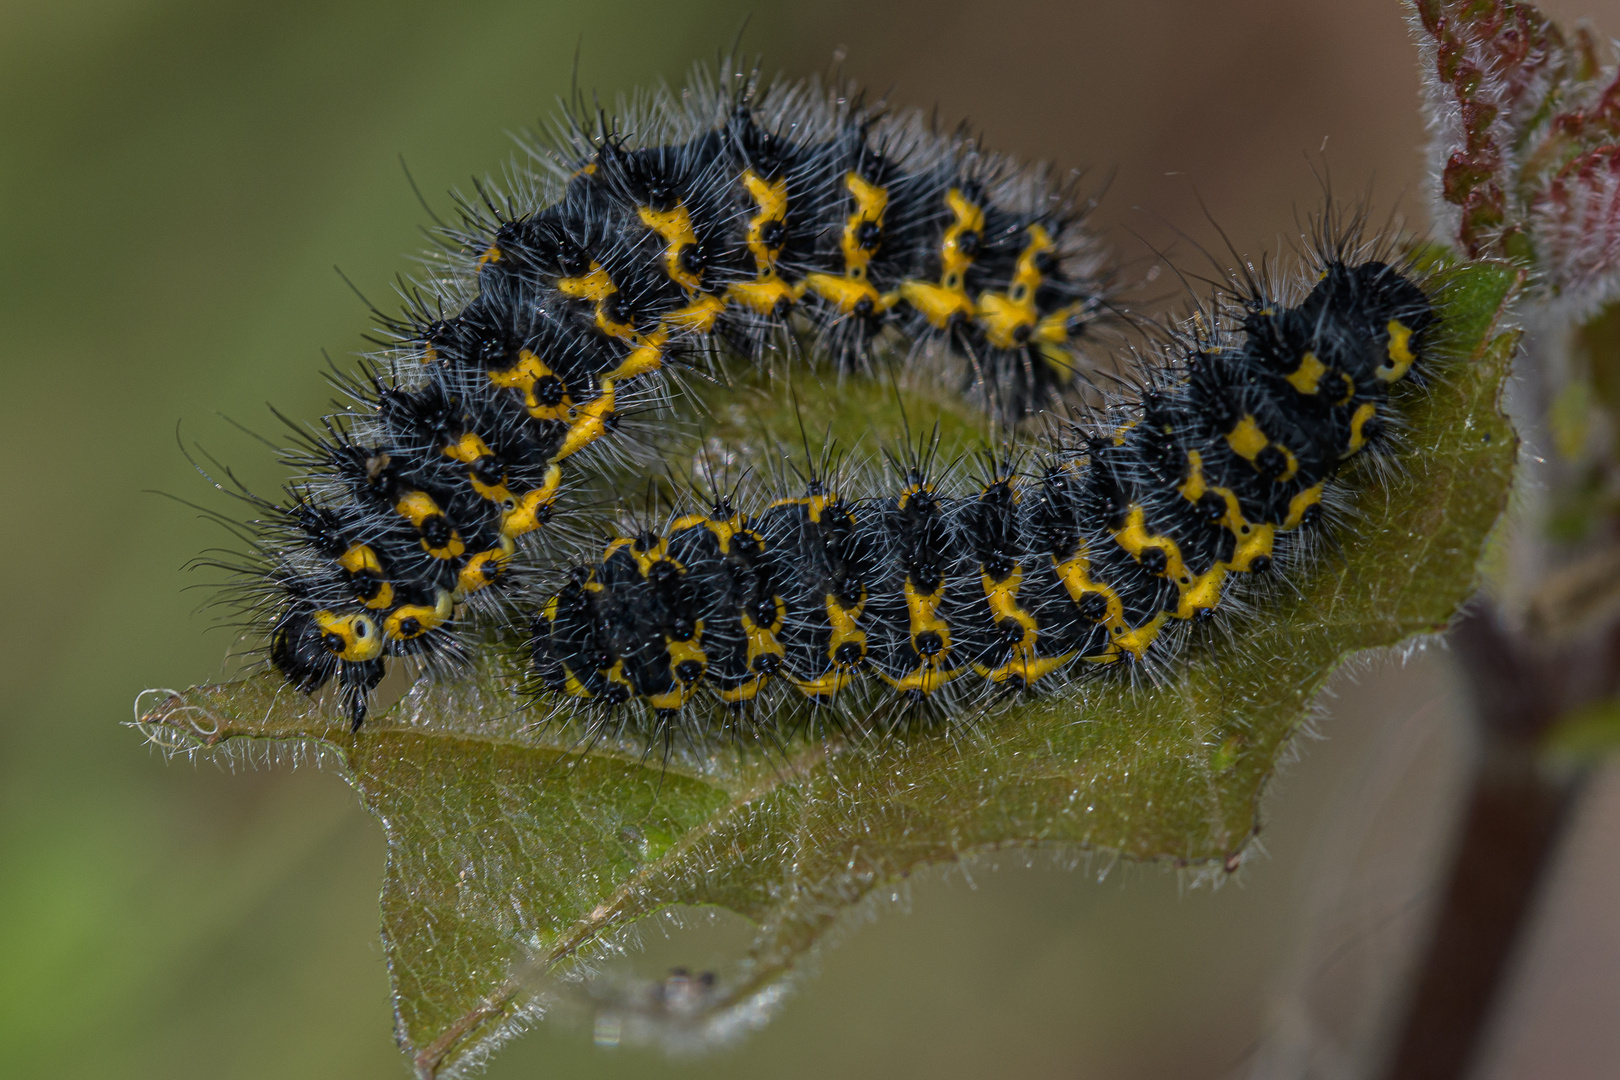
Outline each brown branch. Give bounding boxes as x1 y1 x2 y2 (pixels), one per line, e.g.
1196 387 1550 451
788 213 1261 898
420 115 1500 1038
1380 604 1581 1080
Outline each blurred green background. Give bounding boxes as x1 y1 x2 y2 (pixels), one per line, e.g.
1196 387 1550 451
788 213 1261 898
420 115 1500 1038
3 1 1612 1077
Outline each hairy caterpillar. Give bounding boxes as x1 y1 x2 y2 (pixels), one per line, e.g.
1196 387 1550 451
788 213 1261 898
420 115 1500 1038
529 231 1436 726
208 59 1115 729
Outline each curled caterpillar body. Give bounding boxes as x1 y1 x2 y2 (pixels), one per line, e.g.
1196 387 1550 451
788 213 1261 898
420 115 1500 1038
229 60 1116 728
529 254 1437 723
464 63 1113 413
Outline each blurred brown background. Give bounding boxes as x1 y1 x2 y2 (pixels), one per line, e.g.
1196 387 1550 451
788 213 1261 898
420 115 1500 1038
3 1 1618 1076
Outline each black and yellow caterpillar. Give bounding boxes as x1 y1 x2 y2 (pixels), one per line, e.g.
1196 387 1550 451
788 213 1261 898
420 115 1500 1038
219 61 1116 728
530 253 1435 719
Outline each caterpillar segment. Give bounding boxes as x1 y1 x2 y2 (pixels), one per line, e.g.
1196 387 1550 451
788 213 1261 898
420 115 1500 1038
463 65 1114 422
526 257 1437 722
257 355 579 729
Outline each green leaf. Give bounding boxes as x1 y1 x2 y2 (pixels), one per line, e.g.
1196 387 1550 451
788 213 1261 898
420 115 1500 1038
135 260 1523 1078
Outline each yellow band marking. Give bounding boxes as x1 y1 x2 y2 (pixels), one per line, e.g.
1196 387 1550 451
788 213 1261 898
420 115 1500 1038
671 510 788 689
742 601 786 666
975 224 1054 349
499 463 562 539
440 431 515 503
1225 414 1299 482
727 276 805 315
556 263 630 331
802 172 896 316
790 667 857 697
557 263 671 378
668 512 762 558
876 663 962 695
1230 522 1275 572
602 659 635 700
742 171 788 272
382 589 452 642
664 294 726 334
722 171 801 313
1286 351 1327 395
1034 303 1083 345
486 350 573 422
979 650 1073 686
896 478 933 512
898 188 985 327
637 202 703 292
1226 415 1269 461
802 270 894 315
541 595 604 702
394 490 465 559
1053 547 1130 662
559 666 594 699
540 595 603 702
1177 448 1210 502
337 544 395 610
602 534 676 577
974 565 1075 686
768 490 849 526
336 544 382 575
1377 319 1416 382
725 171 806 315
667 512 708 536
551 381 617 462
1282 483 1324 530
1111 613 1169 661
825 593 866 660
477 244 501 269
1112 502 1236 620
1274 444 1300 481
713 580 785 706
441 432 493 465
984 566 1035 642
393 490 441 526
313 610 383 662
873 577 959 695
1112 504 1186 580
595 538 709 706
456 537 515 597
636 201 729 336
707 517 747 552
1344 402 1378 457
835 172 887 278
603 328 669 381
1174 448 1282 605
1033 302 1087 378
556 652 630 703
647 622 706 711
715 679 763 705
1180 449 1260 543
1177 567 1227 617
790 592 866 698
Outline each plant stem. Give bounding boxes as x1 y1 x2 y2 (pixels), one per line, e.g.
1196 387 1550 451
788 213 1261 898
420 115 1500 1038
1380 606 1581 1080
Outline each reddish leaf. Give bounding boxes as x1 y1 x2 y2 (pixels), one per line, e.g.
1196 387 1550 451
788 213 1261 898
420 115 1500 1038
1413 1 1620 308
1532 145 1620 304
